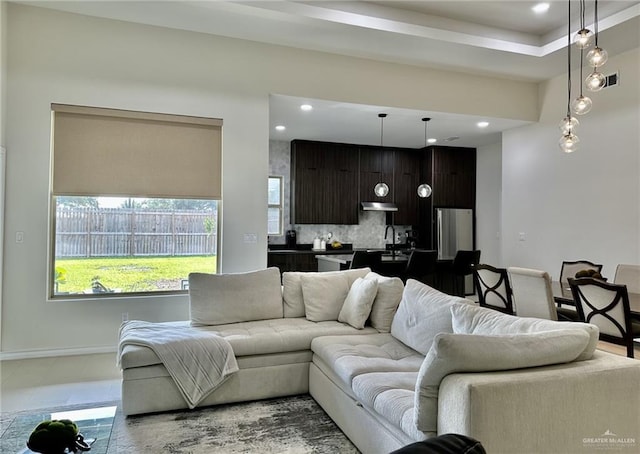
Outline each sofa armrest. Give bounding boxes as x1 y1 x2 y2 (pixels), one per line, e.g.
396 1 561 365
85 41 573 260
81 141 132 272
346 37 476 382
437 351 640 454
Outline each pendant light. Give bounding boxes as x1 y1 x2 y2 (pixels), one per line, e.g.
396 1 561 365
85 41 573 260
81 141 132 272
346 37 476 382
573 0 593 49
571 38 592 115
417 117 432 198
560 0 580 153
373 113 389 198
585 0 607 92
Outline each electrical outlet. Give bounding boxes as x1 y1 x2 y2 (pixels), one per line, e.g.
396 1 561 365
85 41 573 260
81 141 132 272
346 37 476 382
15 231 24 243
122 312 129 322
518 232 526 241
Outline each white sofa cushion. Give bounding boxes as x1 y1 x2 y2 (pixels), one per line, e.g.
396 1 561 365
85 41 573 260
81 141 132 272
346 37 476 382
414 330 591 432
122 319 380 368
339 278 379 329
301 272 351 322
311 333 424 386
450 303 599 361
365 272 404 333
189 268 283 326
282 268 371 318
390 280 474 355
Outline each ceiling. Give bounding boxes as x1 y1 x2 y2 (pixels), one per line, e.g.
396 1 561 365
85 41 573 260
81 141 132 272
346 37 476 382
20 0 640 148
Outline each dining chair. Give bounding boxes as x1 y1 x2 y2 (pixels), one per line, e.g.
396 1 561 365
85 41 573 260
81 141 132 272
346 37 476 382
350 250 383 272
614 264 640 294
560 260 603 284
401 249 437 285
508 267 559 320
451 250 481 297
558 260 604 308
569 277 640 358
473 264 514 314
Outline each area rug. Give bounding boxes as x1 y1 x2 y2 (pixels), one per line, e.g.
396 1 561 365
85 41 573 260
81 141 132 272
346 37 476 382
2 395 360 454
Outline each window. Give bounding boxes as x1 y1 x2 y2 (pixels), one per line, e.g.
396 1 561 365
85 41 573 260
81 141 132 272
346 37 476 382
53 197 217 296
268 176 283 236
50 104 222 298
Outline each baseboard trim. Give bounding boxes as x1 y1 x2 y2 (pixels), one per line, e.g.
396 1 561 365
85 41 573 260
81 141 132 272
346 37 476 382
0 345 117 361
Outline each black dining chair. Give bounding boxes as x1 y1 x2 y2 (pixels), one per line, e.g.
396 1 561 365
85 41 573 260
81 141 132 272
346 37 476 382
558 260 604 308
569 277 640 358
451 250 481 297
401 249 437 285
473 264 514 314
349 250 383 272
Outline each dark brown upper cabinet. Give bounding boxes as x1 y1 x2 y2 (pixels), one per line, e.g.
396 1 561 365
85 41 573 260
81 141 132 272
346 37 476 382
290 140 475 229
291 140 359 224
358 146 395 203
431 146 476 209
392 148 421 226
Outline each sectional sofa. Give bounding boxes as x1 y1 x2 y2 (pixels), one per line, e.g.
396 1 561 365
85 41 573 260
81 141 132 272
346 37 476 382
118 267 640 453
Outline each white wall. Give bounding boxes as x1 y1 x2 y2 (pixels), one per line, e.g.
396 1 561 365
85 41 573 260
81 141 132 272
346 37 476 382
476 142 502 266
502 48 640 280
0 0 8 352
2 4 538 356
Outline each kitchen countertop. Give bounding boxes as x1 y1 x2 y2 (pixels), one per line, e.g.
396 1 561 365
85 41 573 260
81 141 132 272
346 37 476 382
315 253 410 264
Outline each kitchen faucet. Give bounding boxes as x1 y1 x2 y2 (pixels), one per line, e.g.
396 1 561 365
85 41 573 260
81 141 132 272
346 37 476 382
384 224 396 256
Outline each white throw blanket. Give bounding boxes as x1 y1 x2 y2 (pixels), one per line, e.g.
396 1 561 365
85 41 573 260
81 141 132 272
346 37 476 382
118 321 239 409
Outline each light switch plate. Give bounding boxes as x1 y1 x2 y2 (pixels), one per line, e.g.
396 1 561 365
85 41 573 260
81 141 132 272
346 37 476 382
243 233 258 244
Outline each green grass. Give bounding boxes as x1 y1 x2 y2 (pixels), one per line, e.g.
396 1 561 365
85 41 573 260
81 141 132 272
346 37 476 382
54 255 217 294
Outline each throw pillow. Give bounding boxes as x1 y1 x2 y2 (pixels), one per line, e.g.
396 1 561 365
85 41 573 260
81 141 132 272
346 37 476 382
189 267 283 326
301 273 351 322
390 279 474 355
282 268 371 318
338 277 379 329
365 272 404 333
414 330 590 432
450 303 599 361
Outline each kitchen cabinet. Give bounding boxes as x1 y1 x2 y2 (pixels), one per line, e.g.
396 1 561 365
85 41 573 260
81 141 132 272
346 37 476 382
393 148 421 225
431 146 476 209
358 146 395 204
291 140 359 224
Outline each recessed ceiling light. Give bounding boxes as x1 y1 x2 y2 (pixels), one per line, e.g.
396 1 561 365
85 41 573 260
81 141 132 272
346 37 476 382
532 3 550 14
275 125 286 131
427 138 437 144
300 104 313 111
477 121 490 128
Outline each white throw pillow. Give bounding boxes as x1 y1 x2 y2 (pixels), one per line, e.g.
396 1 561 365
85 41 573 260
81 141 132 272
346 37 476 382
282 268 370 318
390 279 474 355
338 277 379 329
365 272 404 333
450 303 599 361
301 273 351 322
414 330 590 432
189 267 283 326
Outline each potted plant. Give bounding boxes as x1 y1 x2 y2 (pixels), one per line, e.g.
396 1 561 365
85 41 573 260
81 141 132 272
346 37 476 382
27 419 91 454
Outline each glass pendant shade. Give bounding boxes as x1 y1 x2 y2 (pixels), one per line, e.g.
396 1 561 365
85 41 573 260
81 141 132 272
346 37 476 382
571 95 593 115
573 28 593 49
417 184 432 198
374 182 389 197
559 116 579 135
585 71 606 91
559 133 580 153
586 46 608 67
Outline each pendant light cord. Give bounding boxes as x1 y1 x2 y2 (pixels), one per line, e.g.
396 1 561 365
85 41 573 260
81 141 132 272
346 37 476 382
566 0 572 118
594 0 599 46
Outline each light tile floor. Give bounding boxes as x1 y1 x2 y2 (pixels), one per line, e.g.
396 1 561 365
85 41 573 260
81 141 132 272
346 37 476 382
1 343 637 414
0 353 121 413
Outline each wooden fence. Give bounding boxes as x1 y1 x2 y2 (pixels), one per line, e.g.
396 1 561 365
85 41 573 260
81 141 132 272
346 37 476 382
55 208 217 257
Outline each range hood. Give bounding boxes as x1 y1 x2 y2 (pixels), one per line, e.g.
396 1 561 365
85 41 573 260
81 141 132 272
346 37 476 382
360 201 398 212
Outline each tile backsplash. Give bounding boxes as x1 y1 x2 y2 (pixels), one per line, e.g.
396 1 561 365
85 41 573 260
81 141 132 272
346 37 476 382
269 140 411 249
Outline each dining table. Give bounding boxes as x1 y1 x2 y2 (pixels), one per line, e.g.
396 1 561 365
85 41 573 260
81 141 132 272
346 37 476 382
552 281 640 320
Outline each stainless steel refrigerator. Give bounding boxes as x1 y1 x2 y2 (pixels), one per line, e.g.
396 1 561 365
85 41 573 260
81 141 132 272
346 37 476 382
436 208 475 294
436 208 474 260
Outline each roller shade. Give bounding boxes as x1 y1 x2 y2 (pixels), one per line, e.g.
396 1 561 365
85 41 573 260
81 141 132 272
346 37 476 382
51 104 222 199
